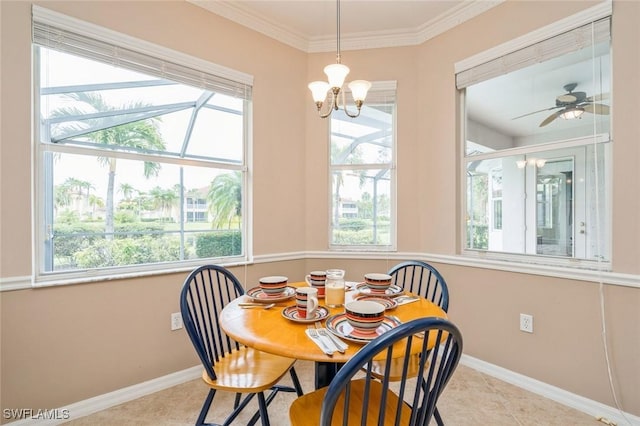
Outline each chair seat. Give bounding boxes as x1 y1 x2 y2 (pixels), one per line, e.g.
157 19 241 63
202 346 296 393
369 353 424 381
290 379 412 426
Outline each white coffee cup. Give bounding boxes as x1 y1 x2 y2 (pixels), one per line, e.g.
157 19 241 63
295 287 319 319
305 270 327 297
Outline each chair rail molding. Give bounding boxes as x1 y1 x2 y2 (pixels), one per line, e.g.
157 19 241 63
2 250 639 291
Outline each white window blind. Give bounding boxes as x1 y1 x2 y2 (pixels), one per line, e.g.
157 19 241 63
456 17 610 89
32 6 252 100
361 81 397 104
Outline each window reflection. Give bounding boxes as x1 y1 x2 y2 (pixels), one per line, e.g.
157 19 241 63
461 16 611 264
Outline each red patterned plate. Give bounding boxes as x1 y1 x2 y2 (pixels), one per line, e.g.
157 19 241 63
325 313 401 343
281 306 329 323
246 286 295 303
354 295 398 310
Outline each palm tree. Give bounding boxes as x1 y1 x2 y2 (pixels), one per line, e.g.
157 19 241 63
150 186 179 221
51 92 165 238
88 194 105 218
119 183 135 200
54 183 72 215
207 171 242 229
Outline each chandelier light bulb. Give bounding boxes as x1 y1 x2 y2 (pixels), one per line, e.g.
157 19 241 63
308 81 330 103
348 80 372 102
324 63 350 89
308 0 370 118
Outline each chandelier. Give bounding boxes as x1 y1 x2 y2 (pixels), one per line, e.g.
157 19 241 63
308 0 371 118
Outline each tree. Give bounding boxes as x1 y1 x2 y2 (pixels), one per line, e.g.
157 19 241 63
88 194 105 218
51 92 165 238
54 183 72 214
119 183 136 200
207 171 242 229
150 186 179 221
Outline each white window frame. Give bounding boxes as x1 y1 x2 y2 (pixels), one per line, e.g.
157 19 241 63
328 81 397 251
32 7 254 285
456 2 612 269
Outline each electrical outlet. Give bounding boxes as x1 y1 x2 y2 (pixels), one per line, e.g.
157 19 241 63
171 312 183 331
520 313 533 333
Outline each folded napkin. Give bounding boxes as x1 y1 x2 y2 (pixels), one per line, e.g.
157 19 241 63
320 328 348 352
305 329 334 355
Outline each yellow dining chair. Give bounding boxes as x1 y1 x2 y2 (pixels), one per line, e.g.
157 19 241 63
289 317 463 426
180 264 303 426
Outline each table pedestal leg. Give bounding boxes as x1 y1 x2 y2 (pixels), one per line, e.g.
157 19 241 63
315 361 341 389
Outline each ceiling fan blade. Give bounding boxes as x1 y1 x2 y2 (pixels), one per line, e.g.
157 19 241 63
512 106 560 120
539 110 563 127
557 94 578 103
583 103 610 115
587 92 609 102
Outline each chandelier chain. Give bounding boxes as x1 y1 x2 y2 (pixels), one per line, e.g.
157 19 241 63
336 0 341 64
307 0 370 118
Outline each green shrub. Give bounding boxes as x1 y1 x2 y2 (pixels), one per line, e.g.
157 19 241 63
114 222 165 238
337 218 369 232
74 236 184 268
54 222 104 259
196 231 242 257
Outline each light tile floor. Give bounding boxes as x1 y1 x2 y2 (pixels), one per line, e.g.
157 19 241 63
64 361 600 425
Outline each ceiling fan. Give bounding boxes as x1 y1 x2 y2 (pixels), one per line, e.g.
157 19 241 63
512 83 610 127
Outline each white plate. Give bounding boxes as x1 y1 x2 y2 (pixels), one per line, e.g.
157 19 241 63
281 306 330 323
246 286 295 303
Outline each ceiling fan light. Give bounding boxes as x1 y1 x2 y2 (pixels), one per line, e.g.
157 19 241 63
560 106 585 120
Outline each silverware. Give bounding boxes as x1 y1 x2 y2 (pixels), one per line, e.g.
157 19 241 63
307 326 334 356
239 303 275 309
395 295 420 305
315 322 347 353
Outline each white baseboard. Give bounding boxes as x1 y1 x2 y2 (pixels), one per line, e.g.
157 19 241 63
6 356 638 426
6 366 202 425
461 354 640 426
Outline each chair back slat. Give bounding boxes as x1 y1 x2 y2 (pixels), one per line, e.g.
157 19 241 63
319 317 462 426
180 265 245 381
388 260 449 312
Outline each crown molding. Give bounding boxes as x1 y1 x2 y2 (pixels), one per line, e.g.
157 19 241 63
188 0 504 53
188 0 310 51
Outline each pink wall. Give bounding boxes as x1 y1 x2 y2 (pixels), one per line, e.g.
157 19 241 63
1 0 638 420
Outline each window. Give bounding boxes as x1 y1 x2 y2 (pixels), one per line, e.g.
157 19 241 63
458 6 611 267
33 8 251 281
329 82 396 250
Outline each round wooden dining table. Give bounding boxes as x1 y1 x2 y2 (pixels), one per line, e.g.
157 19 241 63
219 282 447 388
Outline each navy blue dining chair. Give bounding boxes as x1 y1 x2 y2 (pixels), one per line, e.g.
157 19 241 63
289 317 463 426
180 264 303 426
388 260 449 312
370 260 451 424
